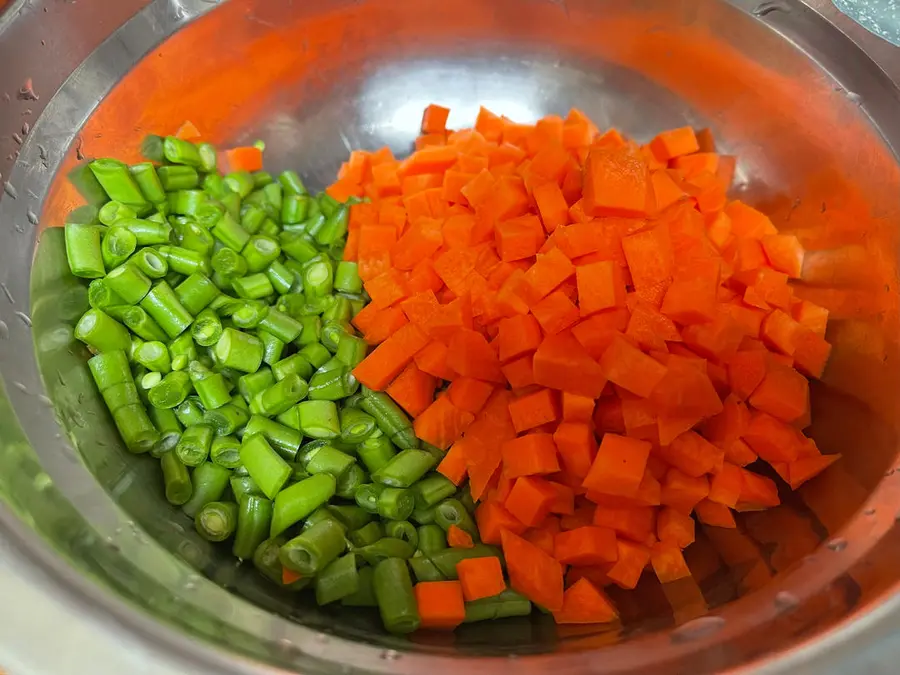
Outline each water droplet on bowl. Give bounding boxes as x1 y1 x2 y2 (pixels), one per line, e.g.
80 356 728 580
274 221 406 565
13 381 28 394
0 283 14 303
826 537 847 552
671 616 726 643
864 507 876 516
774 591 799 611
314 632 328 644
15 311 31 327
26 209 38 225
4 182 18 199
0 320 8 339
380 649 400 661
37 394 52 407
846 91 862 104
752 1 787 17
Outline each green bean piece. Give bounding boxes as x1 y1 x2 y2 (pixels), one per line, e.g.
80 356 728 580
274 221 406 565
360 388 419 450
120 306 168 342
253 537 308 588
279 170 307 196
232 272 274 300
258 308 303 343
372 449 437 488
315 553 359 605
231 474 263 504
233 494 274 560
257 329 285 366
148 370 192 409
160 450 192 505
99 226 137 271
140 281 193 338
356 433 397 474
303 505 346 533
241 235 281 273
224 170 255 198
161 246 211 277
463 590 532 623
373 558 420 634
173 397 206 427
385 520 419 550
173 273 219 317
302 257 334 298
87 350 131 390
163 136 202 167
232 301 269 330
101 380 142 413
298 342 331 369
335 464 368 500
148 406 183 457
279 232 319 265
376 487 415 521
103 262 151 305
335 334 368 368
411 504 438 525
434 498 478 538
322 295 352 323
308 364 358 401
110 402 159 453
75 309 132 353
211 212 250 252
158 165 200 191
188 360 232 410
90 159 149 207
214 328 264 373
182 462 231 518
115 218 172 246
412 474 457 509
195 501 238 542
302 445 354 480
129 162 167 203
244 415 302 460
87 278 125 310
280 519 346 575
168 332 197 371
133 340 171 373
240 433 291 499
349 517 384 547
417 524 448 555
203 402 249 436
237 368 275 402
272 354 314 382
168 189 207 216
296 400 340 439
210 435 242 469
338 408 376 445
333 261 363 294
409 555 446 583
354 483 384 514
315 203 349 247
250 374 309 417
265 260 294 295
176 423 214 466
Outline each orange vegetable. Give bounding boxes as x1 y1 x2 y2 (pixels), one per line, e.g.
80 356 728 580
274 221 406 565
554 526 618 565
353 323 429 391
523 248 576 303
599 334 669 398
583 146 651 218
508 389 560 433
414 341 457 381
593 504 656 543
531 290 581 335
386 363 438 417
421 104 451 134
447 329 504 383
606 540 651 590
438 442 469 485
175 120 202 141
533 331 608 398
583 434 651 497
475 500 527 545
413 396 475 451
553 422 597 479
457 556 506 601
649 127 700 161
447 524 475 549
504 476 557 527
414 581 466 630
222 146 263 173
501 354 537 389
657 507 695 548
497 314 543 362
660 468 709 513
553 577 618 624
501 433 560 477
657 431 723 478
533 181 570 232
282 568 303 586
576 260 627 316
694 499 737 528
501 529 565 611
650 542 692 583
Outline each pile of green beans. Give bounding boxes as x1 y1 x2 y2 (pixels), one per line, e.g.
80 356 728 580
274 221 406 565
65 136 521 635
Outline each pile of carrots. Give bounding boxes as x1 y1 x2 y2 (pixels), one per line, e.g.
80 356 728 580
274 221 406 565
327 105 838 622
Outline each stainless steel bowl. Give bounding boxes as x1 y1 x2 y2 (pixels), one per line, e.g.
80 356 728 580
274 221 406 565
1 1 900 673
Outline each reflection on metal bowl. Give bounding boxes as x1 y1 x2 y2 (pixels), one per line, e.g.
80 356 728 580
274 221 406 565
0 0 900 673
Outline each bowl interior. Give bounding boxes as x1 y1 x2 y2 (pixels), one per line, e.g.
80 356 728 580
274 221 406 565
17 0 900 670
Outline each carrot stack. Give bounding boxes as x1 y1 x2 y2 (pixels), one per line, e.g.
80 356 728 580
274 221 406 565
328 104 838 621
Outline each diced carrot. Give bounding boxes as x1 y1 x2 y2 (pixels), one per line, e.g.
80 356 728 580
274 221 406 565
621 224 674 292
523 248 575 303
415 581 466 630
694 499 737 528
583 146 651 218
438 441 469 485
365 269 409 309
791 299 829 337
447 329 504 383
457 556 506 601
726 349 768 400
650 542 692 583
501 529 565 611
533 181 570 233
599 334 669 398
421 104 451 134
742 410 803 463
222 146 263 172
561 393 595 424
792 326 831 379
414 340 457 380
657 507 695 548
282 567 303 586
553 578 618 624
447 377 494 415
407 257 444 294
497 314 543 362
661 468 709 513
725 201 778 240
649 127 700 161
625 301 683 352
748 362 809 423
736 469 780 510
546 481 576 515
788 453 840 489
553 422 597 479
707 462 743 507
576 260 627 316
505 476 558 527
354 323 429 390
391 218 443 270
583 434 651 497
496 215 544 261
555 526 618 565
386 362 438 417
175 120 202 141
501 354 536 389
475 500 527 544
501 433 560 477
426 295 474 341
657 431 724 478
447 524 475 549
660 259 720 325
761 234 805 279
531 290 581 335
533 331 608 398
592 505 656 543
606 540 651 590
508 389 561 433
414 396 475 451
651 170 689 213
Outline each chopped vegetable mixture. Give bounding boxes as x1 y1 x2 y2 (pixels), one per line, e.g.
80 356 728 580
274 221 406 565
64 105 837 635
